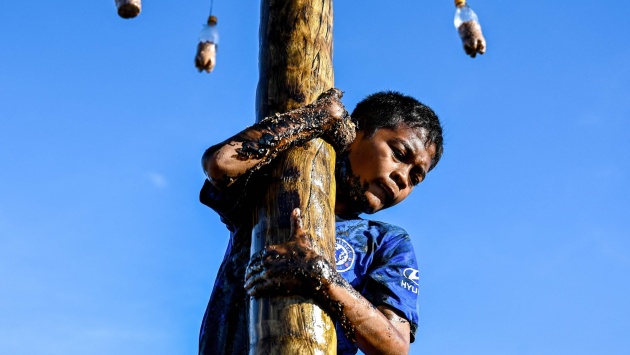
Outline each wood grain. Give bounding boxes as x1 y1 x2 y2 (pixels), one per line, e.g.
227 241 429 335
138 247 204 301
250 0 337 353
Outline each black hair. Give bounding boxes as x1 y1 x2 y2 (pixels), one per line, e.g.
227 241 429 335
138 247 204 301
351 91 444 171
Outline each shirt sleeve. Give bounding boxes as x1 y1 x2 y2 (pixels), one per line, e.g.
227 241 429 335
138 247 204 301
362 232 420 342
199 177 249 232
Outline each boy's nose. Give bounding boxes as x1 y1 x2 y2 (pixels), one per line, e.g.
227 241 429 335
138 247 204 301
391 168 409 191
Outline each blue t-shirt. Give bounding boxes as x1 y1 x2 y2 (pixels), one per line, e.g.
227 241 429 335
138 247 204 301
198 179 419 354
333 217 419 354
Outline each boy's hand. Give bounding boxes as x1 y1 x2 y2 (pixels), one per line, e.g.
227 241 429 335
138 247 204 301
310 88 356 152
244 208 338 300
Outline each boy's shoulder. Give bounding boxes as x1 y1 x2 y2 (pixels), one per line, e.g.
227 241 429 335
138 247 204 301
336 216 411 246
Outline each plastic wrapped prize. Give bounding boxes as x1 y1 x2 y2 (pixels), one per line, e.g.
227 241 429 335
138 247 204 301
454 0 486 58
115 0 141 19
195 16 220 73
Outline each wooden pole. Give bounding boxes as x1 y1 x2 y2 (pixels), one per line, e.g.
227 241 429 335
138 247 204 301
250 0 337 354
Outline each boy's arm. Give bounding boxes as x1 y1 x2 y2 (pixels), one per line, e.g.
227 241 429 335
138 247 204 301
203 88 354 189
245 209 412 355
327 284 411 354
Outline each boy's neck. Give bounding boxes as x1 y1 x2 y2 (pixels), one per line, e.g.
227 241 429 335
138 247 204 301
334 198 361 219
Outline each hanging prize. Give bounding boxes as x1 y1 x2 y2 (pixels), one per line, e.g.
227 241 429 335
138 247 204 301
195 15 219 73
115 0 141 19
454 0 486 58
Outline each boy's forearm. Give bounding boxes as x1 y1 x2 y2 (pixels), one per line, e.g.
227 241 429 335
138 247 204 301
203 109 330 188
203 88 352 188
323 279 410 355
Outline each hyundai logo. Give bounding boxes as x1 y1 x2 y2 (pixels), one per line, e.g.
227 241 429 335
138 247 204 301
403 268 419 286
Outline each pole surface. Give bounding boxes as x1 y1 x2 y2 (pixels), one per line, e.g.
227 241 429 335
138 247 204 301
250 0 337 354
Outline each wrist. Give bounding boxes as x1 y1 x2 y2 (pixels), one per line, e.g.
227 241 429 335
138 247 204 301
311 257 350 305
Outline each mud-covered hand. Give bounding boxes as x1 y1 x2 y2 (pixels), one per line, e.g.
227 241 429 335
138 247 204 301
313 88 356 152
244 208 340 300
237 88 354 160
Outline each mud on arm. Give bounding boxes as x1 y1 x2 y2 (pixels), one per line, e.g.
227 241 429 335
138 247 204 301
202 88 354 189
245 208 411 355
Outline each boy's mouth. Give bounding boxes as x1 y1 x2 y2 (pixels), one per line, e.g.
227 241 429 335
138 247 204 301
335 154 373 214
376 181 395 207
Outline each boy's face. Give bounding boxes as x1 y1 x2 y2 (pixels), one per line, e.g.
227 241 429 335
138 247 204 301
336 124 436 215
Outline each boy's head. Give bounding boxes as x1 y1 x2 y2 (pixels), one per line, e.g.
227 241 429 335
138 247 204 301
350 91 443 170
335 91 443 216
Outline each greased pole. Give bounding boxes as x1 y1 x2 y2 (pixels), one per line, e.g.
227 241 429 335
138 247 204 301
249 0 337 353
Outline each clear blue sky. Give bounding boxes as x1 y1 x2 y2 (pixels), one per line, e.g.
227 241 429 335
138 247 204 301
1 1 629 354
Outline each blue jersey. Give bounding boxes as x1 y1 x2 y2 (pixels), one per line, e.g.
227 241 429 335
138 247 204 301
198 179 419 354
334 217 419 354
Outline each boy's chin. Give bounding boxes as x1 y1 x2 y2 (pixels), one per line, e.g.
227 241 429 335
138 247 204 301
337 193 378 216
363 192 385 214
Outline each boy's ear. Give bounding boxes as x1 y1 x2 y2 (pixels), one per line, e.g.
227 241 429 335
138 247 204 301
351 117 360 131
352 130 366 143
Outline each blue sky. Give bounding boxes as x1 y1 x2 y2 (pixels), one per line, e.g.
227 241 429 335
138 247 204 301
1 1 629 354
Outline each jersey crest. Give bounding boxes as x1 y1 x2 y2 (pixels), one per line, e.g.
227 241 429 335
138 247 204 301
335 238 356 272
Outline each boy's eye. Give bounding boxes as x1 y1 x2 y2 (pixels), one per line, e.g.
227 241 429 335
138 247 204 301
409 168 425 187
392 147 405 161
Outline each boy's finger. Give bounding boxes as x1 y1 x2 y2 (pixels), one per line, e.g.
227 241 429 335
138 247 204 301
290 208 303 233
244 269 265 290
247 277 301 298
317 87 344 101
245 266 281 291
247 279 281 298
246 247 280 277
246 250 267 273
330 87 344 99
246 271 292 296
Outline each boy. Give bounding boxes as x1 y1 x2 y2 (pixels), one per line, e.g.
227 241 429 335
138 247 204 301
199 88 443 354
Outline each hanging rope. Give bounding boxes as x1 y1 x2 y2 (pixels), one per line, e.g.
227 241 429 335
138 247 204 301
208 0 215 18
